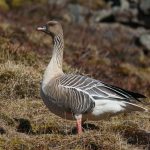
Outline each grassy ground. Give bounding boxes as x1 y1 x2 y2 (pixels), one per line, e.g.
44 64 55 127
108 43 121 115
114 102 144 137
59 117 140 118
0 3 150 150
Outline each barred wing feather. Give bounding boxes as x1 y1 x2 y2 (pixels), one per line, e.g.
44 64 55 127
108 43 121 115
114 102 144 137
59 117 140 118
58 74 146 115
59 74 144 104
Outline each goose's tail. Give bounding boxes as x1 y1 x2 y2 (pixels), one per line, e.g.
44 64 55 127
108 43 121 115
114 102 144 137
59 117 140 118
124 102 148 112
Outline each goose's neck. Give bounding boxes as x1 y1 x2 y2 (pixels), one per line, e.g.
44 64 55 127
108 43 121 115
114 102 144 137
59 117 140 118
42 33 64 86
51 33 64 69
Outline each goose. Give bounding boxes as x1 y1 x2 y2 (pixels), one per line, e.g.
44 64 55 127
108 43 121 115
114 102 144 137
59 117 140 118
37 21 147 134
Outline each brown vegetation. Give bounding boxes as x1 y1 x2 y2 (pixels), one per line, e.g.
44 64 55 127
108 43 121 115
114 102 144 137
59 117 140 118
0 1 149 150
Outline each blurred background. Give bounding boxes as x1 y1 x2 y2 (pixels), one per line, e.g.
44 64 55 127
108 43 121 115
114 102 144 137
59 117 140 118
0 0 150 149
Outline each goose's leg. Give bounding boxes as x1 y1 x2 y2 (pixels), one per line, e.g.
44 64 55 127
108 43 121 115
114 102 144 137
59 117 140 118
75 114 82 134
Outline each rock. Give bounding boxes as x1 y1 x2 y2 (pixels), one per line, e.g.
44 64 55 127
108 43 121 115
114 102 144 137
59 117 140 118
113 7 138 23
112 0 138 23
105 0 121 7
90 0 138 25
139 0 150 15
48 0 68 7
138 0 150 28
71 0 106 10
90 9 113 23
120 0 130 10
105 0 129 9
92 0 150 28
139 33 150 51
67 4 90 23
129 0 139 8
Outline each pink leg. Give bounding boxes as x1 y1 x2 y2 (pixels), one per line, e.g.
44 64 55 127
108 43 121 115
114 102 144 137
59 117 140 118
76 118 82 134
75 114 82 134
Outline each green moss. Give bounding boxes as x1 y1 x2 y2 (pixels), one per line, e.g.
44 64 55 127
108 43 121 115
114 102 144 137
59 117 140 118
3 0 48 8
9 137 27 150
0 113 14 126
0 0 9 11
0 137 6 148
32 117 60 134
35 125 60 134
12 0 25 7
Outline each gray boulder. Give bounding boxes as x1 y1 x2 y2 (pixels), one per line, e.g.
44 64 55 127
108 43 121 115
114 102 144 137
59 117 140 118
67 4 90 24
139 0 150 15
139 33 150 51
48 0 68 7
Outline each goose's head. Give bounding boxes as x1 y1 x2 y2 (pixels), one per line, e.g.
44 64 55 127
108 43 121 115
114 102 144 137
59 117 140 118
37 20 63 37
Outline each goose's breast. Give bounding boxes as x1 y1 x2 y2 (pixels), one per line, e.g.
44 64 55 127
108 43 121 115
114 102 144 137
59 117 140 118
40 87 75 120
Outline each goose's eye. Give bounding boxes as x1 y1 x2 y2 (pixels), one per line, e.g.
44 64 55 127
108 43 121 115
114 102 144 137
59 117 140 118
49 22 56 27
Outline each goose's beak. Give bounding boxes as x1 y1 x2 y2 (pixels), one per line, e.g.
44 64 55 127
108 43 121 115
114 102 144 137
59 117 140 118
37 25 47 32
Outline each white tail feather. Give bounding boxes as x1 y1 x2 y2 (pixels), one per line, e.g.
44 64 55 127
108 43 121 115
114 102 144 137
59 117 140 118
92 100 147 117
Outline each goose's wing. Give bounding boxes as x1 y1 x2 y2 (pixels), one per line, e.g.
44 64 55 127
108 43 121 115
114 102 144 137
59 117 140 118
59 74 145 101
59 74 146 114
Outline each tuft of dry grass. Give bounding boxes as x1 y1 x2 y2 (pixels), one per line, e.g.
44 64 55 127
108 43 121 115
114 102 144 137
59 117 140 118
0 61 41 99
0 3 150 150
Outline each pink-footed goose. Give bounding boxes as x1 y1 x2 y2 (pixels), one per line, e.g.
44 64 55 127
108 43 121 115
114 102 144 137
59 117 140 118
37 21 147 134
